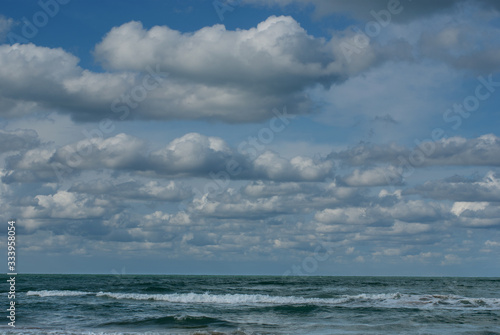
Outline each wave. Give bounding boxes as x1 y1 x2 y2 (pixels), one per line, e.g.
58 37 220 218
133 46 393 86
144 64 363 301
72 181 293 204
26 290 91 297
99 314 235 328
26 290 500 310
96 291 354 304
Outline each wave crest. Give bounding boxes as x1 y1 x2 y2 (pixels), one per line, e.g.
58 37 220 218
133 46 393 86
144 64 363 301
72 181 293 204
26 290 91 297
26 290 500 310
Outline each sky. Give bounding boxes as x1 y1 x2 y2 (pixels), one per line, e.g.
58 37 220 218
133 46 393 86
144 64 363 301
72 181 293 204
1 0 500 276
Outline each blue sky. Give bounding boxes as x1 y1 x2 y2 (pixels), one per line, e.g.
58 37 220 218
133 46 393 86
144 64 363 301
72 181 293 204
1 0 500 276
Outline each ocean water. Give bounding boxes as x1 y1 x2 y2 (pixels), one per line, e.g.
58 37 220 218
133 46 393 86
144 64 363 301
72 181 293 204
1 275 499 335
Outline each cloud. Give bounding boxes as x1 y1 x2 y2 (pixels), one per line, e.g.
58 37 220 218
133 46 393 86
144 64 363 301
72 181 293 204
410 171 500 202
331 135 500 167
93 16 393 123
485 240 500 247
0 16 14 41
355 221 433 245
184 178 367 222
451 201 500 228
340 166 403 187
22 191 113 220
91 16 380 122
94 16 366 84
402 251 441 263
53 133 147 170
0 16 385 123
252 151 333 181
441 253 462 265
451 201 489 216
423 135 500 166
3 9 497 126
149 132 236 177
243 181 317 197
149 133 333 181
1 2 499 275
3 132 334 183
69 180 192 202
417 14 500 73
143 211 193 227
314 199 446 226
0 43 134 120
3 133 146 183
315 207 375 225
190 193 294 220
241 180 366 210
330 141 407 166
245 0 500 23
3 148 62 183
0 129 41 153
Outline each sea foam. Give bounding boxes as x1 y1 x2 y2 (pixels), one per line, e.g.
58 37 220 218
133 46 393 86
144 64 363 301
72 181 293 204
26 290 500 310
26 290 91 297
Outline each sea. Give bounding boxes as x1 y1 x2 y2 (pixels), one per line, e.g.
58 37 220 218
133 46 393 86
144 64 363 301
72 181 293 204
1 275 499 335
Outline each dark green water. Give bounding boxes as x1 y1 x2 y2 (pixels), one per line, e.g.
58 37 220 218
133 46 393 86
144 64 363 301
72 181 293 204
1 275 499 334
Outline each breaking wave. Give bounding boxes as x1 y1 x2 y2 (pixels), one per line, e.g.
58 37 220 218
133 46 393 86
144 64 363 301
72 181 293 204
26 290 500 310
26 290 90 297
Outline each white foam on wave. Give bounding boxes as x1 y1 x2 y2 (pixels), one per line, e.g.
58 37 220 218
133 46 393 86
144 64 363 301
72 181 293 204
96 292 500 309
408 293 500 309
26 290 500 310
355 293 500 310
96 291 352 305
26 290 91 297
